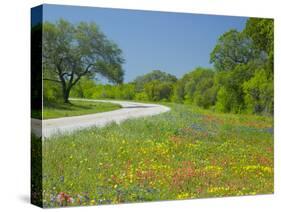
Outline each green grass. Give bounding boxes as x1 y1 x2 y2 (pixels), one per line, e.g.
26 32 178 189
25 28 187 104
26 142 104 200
41 103 273 207
40 100 121 119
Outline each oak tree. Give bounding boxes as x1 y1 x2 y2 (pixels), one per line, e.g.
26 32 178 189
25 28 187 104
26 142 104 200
43 19 124 103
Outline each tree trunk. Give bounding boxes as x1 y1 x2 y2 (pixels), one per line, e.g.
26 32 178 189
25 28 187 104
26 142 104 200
63 91 70 103
62 85 71 104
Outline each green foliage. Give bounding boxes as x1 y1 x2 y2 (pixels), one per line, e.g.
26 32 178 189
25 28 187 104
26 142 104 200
172 67 216 109
90 84 136 100
115 83 136 100
93 84 116 99
71 81 136 101
134 70 177 92
69 70 177 102
244 18 274 57
184 68 216 107
215 86 232 113
243 69 273 114
174 19 273 115
244 18 274 79
210 29 256 72
171 80 185 103
208 19 273 115
144 80 174 101
214 63 255 113
70 77 96 98
194 85 217 109
41 18 273 116
43 19 124 103
43 81 62 103
134 92 149 101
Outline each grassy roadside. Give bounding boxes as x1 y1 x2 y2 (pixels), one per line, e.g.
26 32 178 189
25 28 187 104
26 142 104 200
41 103 273 207
33 100 121 120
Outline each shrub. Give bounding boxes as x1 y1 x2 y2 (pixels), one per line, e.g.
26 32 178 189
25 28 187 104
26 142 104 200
243 69 273 114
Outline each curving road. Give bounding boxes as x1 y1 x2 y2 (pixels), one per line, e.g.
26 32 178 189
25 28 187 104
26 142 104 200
31 98 170 138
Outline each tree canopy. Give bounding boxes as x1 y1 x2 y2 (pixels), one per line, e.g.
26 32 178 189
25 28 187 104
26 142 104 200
244 18 273 56
173 67 216 108
43 19 124 103
244 18 274 79
134 70 177 92
210 29 256 72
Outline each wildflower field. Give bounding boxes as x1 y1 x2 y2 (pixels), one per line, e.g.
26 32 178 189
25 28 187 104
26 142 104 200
40 103 273 207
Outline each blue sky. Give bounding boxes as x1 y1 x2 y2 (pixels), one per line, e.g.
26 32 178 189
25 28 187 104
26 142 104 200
41 4 248 82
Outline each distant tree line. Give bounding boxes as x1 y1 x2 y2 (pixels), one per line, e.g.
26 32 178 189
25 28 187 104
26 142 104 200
44 17 273 115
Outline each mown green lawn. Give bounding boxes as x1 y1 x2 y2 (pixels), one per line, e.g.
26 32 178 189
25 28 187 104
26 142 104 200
40 100 121 119
40 103 273 207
